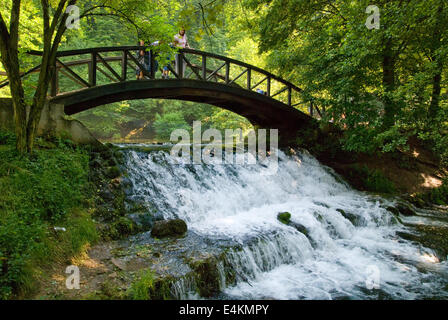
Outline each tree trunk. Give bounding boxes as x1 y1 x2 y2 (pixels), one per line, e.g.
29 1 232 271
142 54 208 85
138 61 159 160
1 49 27 153
428 2 444 120
0 3 27 153
26 67 53 153
429 64 442 120
9 74 27 153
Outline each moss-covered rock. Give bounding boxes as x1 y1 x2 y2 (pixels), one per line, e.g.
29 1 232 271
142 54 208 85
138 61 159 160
151 219 187 238
127 269 175 300
387 202 416 216
127 212 153 231
105 166 121 179
113 216 138 235
148 276 175 300
189 255 221 297
277 212 291 224
289 221 309 236
397 225 448 261
336 208 366 226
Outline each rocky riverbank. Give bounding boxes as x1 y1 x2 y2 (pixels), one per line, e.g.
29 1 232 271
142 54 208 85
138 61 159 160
31 142 448 300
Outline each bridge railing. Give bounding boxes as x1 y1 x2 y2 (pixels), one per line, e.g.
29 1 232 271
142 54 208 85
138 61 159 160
0 46 325 118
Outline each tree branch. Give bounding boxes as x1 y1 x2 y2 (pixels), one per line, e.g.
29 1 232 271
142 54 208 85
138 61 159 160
49 0 69 37
40 0 51 46
50 0 77 57
9 0 21 52
79 4 143 32
325 0 346 22
0 12 10 51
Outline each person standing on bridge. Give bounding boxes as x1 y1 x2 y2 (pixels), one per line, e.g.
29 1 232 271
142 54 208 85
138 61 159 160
173 27 190 78
136 39 150 80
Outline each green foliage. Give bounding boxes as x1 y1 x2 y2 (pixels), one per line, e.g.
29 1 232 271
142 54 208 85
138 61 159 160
244 0 448 159
127 269 155 300
417 108 448 165
0 130 15 145
418 178 448 205
152 111 191 141
0 134 98 299
348 165 396 194
0 140 89 222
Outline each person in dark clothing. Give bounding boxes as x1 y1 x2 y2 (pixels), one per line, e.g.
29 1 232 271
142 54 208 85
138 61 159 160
136 39 150 80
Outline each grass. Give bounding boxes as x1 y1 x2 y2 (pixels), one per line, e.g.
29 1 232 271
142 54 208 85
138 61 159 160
127 269 155 300
0 131 98 299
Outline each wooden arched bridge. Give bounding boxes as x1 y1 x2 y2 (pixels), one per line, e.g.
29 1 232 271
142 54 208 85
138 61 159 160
0 46 324 142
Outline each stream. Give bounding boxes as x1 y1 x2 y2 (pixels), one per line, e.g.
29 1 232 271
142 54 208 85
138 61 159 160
117 145 448 300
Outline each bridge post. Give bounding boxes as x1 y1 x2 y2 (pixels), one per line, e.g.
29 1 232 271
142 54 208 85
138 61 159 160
202 55 207 80
121 50 128 81
266 77 271 97
247 68 251 90
225 62 230 84
309 101 314 117
150 49 155 79
177 51 183 79
89 52 97 86
287 86 292 106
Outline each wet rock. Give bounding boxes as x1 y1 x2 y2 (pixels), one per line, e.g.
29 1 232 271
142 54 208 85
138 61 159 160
112 217 139 237
114 150 125 162
313 201 330 208
189 255 221 297
128 212 153 231
120 177 132 189
289 222 309 236
105 166 121 179
398 225 448 261
89 158 103 169
386 206 400 216
106 156 119 167
336 208 366 226
126 200 147 213
101 147 115 160
111 257 127 271
277 212 291 224
99 188 115 202
149 276 175 300
387 203 416 216
396 203 416 216
151 219 188 238
110 178 121 189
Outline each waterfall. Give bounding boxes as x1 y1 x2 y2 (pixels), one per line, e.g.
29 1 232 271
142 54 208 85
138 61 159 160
122 146 448 299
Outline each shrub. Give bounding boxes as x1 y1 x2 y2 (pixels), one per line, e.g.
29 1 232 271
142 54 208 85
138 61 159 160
127 269 155 300
418 178 448 205
0 133 97 299
347 164 396 194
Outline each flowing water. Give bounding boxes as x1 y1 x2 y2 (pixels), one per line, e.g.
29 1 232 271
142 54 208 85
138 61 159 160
120 145 448 299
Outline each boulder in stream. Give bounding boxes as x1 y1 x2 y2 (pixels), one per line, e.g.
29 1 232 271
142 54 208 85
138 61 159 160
386 202 416 216
277 212 291 224
151 219 188 238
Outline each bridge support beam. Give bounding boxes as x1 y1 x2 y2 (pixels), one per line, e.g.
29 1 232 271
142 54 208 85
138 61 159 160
38 102 100 145
0 98 99 146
